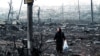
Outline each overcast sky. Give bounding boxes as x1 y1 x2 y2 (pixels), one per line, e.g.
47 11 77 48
0 0 100 9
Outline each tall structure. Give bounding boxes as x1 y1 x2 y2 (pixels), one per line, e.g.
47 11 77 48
78 0 81 21
61 0 64 21
24 0 34 56
37 7 41 24
7 0 13 24
91 0 94 23
17 0 23 20
27 2 33 56
62 2 64 20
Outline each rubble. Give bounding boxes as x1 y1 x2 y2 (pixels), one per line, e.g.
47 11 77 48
0 23 99 56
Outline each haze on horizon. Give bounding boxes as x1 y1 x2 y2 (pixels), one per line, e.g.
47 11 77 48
0 0 100 9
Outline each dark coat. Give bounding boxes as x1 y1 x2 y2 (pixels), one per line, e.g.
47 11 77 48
54 31 65 52
54 32 65 44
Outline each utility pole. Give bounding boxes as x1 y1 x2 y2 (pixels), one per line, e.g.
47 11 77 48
91 0 94 23
24 0 34 56
37 7 40 25
17 0 23 20
62 3 64 20
61 0 64 22
27 2 33 56
78 0 81 22
8 0 13 24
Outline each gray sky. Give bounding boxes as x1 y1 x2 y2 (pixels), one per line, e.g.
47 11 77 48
0 0 100 9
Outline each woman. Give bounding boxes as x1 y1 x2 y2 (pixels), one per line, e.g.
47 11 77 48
54 27 65 53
